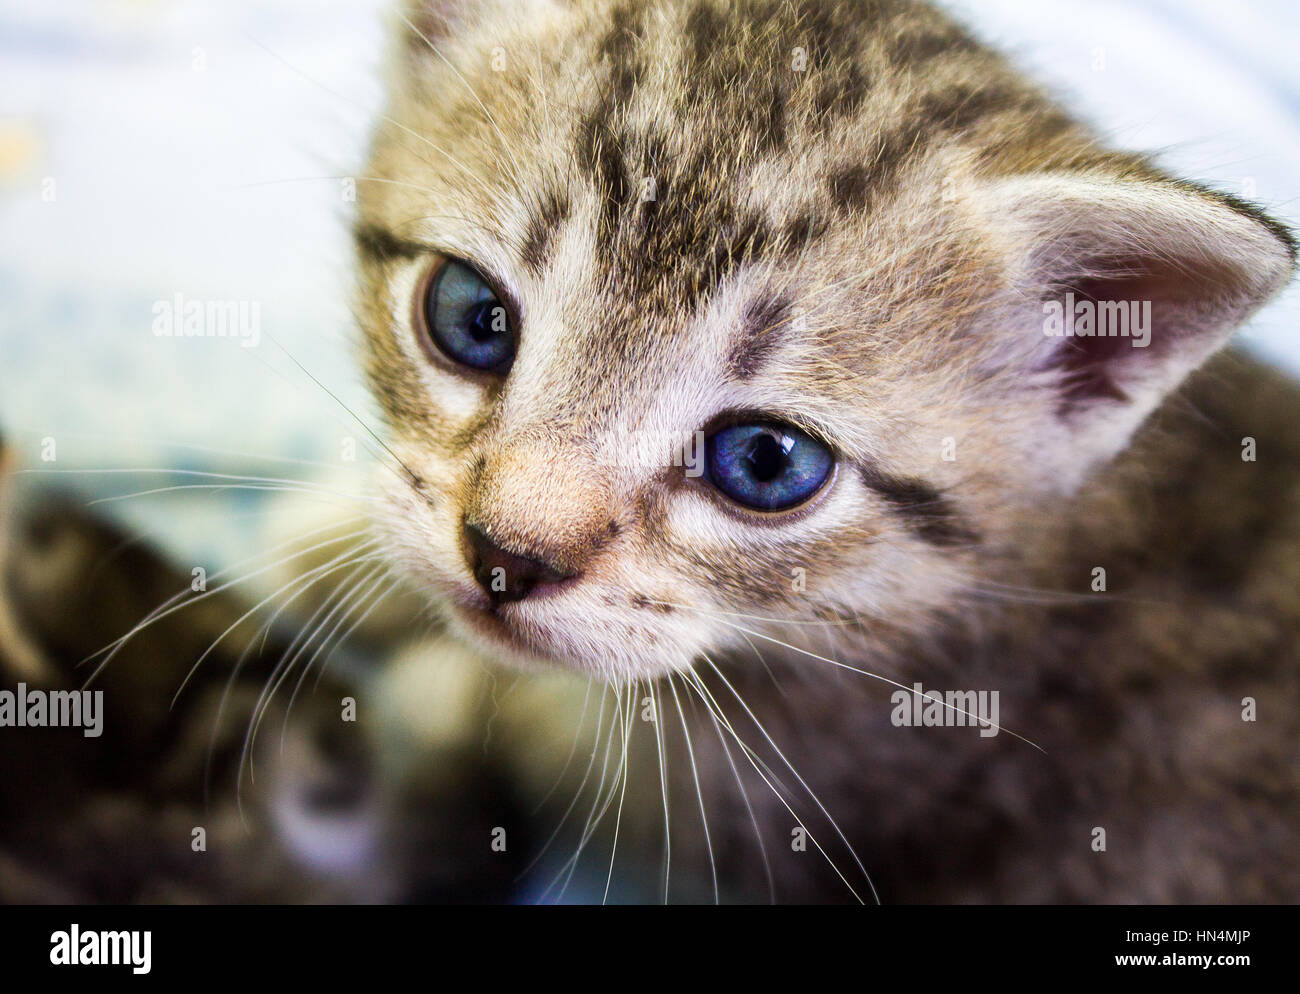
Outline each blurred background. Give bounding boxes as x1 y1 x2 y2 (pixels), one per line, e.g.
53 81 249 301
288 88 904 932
2 0 1298 572
0 0 392 572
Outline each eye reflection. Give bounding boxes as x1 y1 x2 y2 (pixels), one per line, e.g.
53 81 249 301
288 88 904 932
705 422 833 511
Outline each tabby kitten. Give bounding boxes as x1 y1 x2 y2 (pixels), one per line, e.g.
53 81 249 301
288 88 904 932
351 0 1298 901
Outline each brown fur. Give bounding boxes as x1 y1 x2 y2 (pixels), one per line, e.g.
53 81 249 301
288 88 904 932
346 0 1299 900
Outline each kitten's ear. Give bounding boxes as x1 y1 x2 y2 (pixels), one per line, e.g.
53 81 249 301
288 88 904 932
976 173 1294 479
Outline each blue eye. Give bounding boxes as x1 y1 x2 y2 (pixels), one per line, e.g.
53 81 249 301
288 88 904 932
422 259 514 371
705 422 833 511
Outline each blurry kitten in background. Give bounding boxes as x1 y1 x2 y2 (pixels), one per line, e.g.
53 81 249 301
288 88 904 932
0 440 528 903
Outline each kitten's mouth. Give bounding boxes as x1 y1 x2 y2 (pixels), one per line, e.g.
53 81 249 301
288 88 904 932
462 602 523 641
445 591 569 667
430 575 688 679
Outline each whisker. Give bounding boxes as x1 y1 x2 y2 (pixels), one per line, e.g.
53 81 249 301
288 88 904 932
15 466 359 488
666 674 718 904
262 561 392 758
698 683 774 904
237 553 387 800
242 32 491 201
171 540 384 710
517 683 608 886
528 678 595 816
643 598 858 628
544 682 624 903
709 616 1045 753
651 680 672 904
308 571 400 693
695 657 878 899
84 483 376 507
601 681 636 905
689 659 872 904
1 427 361 472
259 334 427 492
80 524 373 686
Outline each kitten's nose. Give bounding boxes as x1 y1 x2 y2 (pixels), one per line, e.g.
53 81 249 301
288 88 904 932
464 523 574 604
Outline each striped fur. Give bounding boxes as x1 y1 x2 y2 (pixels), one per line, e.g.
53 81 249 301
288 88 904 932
352 0 1300 901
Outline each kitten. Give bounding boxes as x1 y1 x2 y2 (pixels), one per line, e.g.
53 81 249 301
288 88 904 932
350 0 1298 902
0 442 530 903
3 0 1293 906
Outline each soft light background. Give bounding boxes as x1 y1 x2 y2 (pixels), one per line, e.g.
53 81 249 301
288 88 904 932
2 0 1298 571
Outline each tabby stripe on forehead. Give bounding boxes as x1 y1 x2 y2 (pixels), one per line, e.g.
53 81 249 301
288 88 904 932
578 116 632 243
354 223 429 264
828 84 1024 214
728 295 792 380
859 465 978 547
576 1 649 248
699 213 772 302
599 1 647 107
520 190 571 275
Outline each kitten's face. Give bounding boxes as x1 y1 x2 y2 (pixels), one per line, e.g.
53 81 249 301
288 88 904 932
354 0 1292 678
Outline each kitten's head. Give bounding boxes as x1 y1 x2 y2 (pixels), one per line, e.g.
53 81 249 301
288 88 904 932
355 0 1294 679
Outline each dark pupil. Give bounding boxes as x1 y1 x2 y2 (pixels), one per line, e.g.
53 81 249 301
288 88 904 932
464 301 499 342
745 433 788 482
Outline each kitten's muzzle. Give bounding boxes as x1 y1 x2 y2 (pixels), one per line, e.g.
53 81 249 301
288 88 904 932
465 523 576 605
